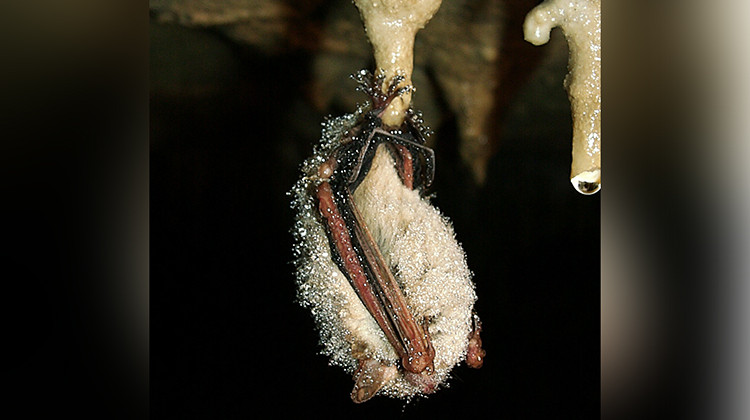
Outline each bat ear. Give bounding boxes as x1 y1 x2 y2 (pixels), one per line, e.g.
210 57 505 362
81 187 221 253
350 359 397 403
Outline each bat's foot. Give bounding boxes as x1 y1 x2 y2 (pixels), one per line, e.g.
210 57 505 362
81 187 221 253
351 69 413 114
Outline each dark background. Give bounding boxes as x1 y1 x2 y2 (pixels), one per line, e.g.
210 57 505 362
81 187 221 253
149 16 600 419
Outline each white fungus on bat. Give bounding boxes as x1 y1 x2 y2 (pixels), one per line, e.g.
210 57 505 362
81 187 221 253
290 109 479 400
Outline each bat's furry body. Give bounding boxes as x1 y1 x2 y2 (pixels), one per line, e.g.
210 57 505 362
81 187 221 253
291 108 479 400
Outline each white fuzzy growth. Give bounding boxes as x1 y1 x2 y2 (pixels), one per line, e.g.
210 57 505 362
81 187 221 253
291 113 476 399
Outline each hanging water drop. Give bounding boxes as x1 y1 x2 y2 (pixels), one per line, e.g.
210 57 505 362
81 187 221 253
571 169 601 195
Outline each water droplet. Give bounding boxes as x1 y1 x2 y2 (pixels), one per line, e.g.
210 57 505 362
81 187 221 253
571 169 601 195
